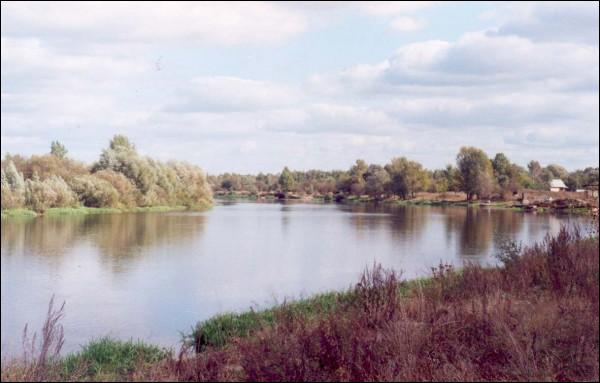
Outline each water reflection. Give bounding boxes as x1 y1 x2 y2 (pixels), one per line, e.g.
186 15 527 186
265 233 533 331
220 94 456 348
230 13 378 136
1 203 583 356
1 212 206 262
346 204 429 244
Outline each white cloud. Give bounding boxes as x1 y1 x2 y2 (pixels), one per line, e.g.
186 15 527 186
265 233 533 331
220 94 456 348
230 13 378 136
390 17 426 32
166 76 301 113
1 2 308 45
1 1 598 172
491 1 599 45
355 1 436 17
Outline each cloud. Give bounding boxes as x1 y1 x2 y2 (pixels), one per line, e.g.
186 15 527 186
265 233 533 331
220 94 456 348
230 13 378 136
165 76 301 113
491 1 599 45
302 26 598 169
390 17 426 32
1 2 308 45
355 1 436 17
296 104 398 136
1 2 598 172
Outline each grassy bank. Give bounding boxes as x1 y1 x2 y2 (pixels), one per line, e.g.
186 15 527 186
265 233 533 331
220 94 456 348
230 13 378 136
0 208 38 219
216 193 597 215
1 204 211 219
188 276 432 352
2 224 598 381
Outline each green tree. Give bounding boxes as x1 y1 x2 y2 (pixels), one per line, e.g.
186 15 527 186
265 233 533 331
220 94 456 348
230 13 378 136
278 167 295 193
364 164 390 198
545 164 568 181
456 147 495 200
385 157 429 199
348 159 368 196
109 135 136 151
50 141 68 159
492 153 512 189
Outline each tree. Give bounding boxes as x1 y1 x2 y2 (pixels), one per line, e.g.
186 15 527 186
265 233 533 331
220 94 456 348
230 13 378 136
221 179 233 191
278 167 295 193
385 157 429 199
545 164 568 181
364 165 390 198
456 147 495 200
527 160 548 189
4 161 25 192
109 135 136 151
50 141 68 159
492 153 512 189
348 159 368 196
444 165 461 192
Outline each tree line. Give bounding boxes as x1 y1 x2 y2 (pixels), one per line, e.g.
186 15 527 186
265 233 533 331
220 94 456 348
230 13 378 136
1 136 212 212
209 147 599 200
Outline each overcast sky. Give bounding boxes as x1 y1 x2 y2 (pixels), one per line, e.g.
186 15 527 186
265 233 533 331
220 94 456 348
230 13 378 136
1 1 598 173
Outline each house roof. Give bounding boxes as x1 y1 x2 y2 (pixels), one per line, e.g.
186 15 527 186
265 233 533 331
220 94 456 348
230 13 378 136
550 179 567 189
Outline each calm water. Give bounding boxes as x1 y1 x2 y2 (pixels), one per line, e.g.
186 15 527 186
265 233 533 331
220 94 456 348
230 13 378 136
1 201 586 355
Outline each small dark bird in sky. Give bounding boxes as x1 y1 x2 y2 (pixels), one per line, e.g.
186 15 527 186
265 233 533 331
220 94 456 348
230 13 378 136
155 56 163 71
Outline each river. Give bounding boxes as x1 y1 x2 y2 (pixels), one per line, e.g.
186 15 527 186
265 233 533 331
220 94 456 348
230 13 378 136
0 201 586 354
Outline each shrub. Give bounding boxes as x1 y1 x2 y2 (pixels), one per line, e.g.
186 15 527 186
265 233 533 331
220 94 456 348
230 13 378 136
70 175 119 208
93 170 138 208
23 176 77 212
45 176 78 208
15 155 88 183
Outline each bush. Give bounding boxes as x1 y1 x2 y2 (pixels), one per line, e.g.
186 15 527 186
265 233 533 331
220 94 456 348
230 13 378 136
70 175 119 208
13 154 88 183
1 184 24 209
45 176 78 208
93 170 138 208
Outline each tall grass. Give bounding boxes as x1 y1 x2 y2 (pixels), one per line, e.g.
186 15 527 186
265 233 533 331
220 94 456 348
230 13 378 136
2 223 598 381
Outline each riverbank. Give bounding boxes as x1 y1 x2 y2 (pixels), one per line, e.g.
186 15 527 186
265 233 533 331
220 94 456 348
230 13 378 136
215 192 597 215
0 203 212 219
2 224 598 382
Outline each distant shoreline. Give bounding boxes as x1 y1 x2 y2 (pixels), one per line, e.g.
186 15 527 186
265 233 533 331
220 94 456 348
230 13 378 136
214 191 598 215
0 204 210 219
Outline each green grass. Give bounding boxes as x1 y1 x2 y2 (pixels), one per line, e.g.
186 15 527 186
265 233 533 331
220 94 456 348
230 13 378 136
2 204 211 219
0 208 38 219
215 194 259 201
188 278 435 352
44 207 123 216
188 290 357 351
60 338 167 380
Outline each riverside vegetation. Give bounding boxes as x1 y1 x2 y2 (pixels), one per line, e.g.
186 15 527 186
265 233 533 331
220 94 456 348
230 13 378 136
1 218 598 382
209 148 599 204
2 141 598 217
1 135 212 217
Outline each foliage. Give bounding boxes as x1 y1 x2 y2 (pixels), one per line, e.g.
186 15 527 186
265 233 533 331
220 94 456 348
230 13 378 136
364 165 390 198
93 136 211 207
24 176 77 212
457 146 495 200
278 166 295 193
385 157 429 199
50 141 68 159
69 175 120 208
93 169 138 208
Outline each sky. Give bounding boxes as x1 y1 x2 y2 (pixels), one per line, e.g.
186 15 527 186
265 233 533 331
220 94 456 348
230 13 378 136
1 1 599 174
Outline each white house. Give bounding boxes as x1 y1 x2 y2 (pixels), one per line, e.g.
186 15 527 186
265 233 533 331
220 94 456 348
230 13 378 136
550 179 568 192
